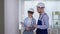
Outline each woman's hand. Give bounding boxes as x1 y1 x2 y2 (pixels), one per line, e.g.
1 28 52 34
25 27 30 30
21 22 23 24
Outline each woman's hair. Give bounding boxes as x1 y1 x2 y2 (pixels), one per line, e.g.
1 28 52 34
28 11 34 14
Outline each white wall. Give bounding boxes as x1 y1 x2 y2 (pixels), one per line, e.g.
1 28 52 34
4 0 19 34
19 1 60 29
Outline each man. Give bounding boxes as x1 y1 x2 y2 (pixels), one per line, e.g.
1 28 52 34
33 2 49 34
22 8 36 34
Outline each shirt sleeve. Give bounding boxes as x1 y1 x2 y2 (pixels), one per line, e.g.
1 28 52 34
23 18 27 27
37 15 49 29
32 18 36 25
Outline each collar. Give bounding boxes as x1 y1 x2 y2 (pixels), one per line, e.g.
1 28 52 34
39 12 45 20
40 12 45 16
28 17 33 19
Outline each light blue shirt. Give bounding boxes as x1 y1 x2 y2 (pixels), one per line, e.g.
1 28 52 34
24 17 36 27
37 12 49 29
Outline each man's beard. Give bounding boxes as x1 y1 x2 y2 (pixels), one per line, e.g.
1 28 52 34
38 11 41 13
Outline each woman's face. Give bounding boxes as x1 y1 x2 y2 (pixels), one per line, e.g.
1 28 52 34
28 13 33 18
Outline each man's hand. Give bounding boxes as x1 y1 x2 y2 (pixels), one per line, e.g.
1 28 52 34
33 24 37 28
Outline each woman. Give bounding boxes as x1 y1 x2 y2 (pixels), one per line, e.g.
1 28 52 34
21 8 36 34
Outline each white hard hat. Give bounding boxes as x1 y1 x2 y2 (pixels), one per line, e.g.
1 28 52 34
37 2 45 8
28 8 34 13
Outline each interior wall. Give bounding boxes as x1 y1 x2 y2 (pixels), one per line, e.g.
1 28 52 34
4 0 19 34
0 0 4 34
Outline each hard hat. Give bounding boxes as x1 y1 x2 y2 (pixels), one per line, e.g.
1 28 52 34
37 2 45 8
28 8 34 13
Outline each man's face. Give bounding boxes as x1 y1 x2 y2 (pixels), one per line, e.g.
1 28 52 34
37 7 44 13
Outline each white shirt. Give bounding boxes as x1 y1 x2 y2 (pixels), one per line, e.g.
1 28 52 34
37 12 49 29
24 17 36 27
26 17 32 27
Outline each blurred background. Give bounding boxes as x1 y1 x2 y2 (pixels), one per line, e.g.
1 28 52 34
19 0 60 34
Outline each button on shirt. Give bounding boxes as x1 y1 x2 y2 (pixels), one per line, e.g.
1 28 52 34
37 12 49 29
